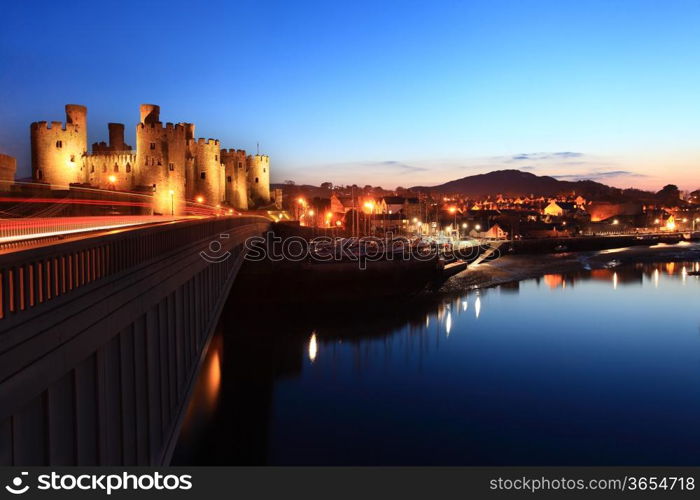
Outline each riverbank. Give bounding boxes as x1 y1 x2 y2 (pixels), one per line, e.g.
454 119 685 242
441 241 700 292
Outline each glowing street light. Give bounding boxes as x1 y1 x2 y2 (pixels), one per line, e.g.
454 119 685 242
196 195 204 204
108 175 116 184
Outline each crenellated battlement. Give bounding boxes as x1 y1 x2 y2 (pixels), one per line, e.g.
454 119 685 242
30 121 82 132
191 137 221 146
87 151 138 162
220 148 247 156
137 121 189 134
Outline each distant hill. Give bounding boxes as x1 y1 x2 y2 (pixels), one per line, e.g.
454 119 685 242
411 169 645 201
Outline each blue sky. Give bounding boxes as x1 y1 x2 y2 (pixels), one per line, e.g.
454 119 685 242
1 0 699 190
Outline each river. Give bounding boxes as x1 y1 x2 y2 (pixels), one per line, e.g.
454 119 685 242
172 258 700 465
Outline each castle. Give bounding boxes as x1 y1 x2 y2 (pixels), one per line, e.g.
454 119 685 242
30 104 270 215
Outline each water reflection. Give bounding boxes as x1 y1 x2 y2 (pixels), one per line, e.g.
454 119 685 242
174 260 700 465
308 332 318 362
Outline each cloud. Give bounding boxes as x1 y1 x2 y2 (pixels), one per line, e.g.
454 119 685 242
509 152 584 162
553 170 648 181
377 160 428 173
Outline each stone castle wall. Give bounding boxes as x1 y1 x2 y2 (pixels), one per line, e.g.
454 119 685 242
0 153 16 192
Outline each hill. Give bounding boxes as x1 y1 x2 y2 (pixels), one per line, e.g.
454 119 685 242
411 169 639 200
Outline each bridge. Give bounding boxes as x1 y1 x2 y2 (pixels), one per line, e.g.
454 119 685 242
0 215 270 465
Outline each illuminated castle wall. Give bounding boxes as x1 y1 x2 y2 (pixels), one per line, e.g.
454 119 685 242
30 104 270 214
0 153 16 192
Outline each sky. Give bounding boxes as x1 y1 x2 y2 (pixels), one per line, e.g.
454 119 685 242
1 0 699 191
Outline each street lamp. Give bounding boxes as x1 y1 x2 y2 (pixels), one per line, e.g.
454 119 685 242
296 197 306 220
449 206 457 237
169 189 175 216
196 195 204 204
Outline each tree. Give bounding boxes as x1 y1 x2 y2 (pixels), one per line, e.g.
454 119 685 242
656 184 681 206
284 180 295 185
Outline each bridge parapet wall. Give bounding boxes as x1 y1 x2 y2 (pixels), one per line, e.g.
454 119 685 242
0 216 270 465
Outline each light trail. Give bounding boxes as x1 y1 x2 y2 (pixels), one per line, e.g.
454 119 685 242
0 216 197 244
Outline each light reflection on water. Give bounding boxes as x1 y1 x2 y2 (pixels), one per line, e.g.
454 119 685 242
173 261 700 465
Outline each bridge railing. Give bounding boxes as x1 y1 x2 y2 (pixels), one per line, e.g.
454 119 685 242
0 216 265 321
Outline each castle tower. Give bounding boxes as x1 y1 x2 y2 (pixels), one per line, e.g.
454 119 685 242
108 123 126 150
30 104 88 187
190 138 223 208
135 104 187 215
140 104 160 124
221 149 248 210
0 153 16 192
246 154 270 207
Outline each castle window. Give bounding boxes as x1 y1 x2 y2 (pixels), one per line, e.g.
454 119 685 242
126 163 131 173
70 155 75 163
255 177 259 183
200 172 206 180
56 140 62 148
157 159 161 166
238 162 242 169
227 176 232 183
90 165 94 173
37 169 42 179
263 168 266 173
114 163 119 172
215 155 218 161
169 163 175 171
150 143 155 150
